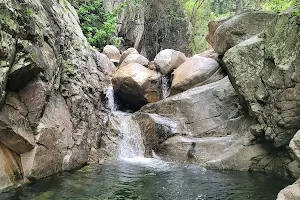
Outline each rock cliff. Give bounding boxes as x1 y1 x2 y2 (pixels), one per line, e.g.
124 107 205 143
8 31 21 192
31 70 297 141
0 0 114 189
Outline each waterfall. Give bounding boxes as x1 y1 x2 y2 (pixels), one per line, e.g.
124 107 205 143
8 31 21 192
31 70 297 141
106 86 117 111
161 76 169 98
106 86 145 158
110 112 145 158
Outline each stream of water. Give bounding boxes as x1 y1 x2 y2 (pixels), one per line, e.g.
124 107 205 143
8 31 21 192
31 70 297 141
0 86 292 200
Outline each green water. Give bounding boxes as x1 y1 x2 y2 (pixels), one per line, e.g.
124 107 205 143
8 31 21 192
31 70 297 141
0 158 292 200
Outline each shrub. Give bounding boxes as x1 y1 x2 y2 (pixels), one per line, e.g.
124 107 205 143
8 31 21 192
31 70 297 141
78 0 124 49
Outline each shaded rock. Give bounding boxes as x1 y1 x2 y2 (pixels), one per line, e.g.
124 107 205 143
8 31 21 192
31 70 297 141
19 77 48 127
198 49 226 69
119 53 149 68
119 48 139 65
223 13 300 147
277 179 300 200
170 55 225 95
93 51 116 75
102 45 121 61
112 63 161 110
154 49 187 75
21 92 75 179
0 142 23 190
288 161 300 179
148 61 156 70
0 68 9 106
0 30 15 106
7 40 44 91
213 11 277 54
206 17 229 48
0 93 35 154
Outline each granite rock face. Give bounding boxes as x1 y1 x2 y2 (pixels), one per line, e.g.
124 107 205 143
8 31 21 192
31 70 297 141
211 11 277 55
223 13 300 147
138 77 289 174
0 0 113 190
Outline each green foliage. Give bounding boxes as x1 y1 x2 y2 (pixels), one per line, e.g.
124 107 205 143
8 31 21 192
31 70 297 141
263 0 297 12
78 0 124 49
180 0 299 54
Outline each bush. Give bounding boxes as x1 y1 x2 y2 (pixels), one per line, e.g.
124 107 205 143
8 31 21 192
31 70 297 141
78 0 124 49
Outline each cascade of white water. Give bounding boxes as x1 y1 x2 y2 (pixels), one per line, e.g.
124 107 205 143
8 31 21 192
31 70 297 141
106 86 117 111
106 86 145 158
110 112 145 158
161 76 169 98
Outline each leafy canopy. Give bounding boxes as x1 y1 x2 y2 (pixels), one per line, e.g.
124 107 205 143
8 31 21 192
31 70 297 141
78 0 124 49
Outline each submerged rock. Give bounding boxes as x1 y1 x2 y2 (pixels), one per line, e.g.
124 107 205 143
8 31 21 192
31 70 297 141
170 55 225 95
154 49 187 75
223 13 300 147
212 11 277 54
112 63 161 110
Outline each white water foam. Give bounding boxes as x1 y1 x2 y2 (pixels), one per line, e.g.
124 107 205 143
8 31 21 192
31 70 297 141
110 111 145 158
106 86 117 111
161 76 169 98
107 85 173 170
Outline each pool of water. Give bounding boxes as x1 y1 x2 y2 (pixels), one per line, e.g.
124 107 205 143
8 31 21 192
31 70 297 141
0 158 291 200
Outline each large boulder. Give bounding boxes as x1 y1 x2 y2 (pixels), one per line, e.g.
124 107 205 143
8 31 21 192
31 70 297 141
119 53 149 68
170 55 225 95
102 45 121 62
119 48 139 65
112 63 161 111
223 13 300 147
92 51 116 76
277 179 300 200
212 11 277 55
154 49 187 75
139 76 288 173
142 77 243 138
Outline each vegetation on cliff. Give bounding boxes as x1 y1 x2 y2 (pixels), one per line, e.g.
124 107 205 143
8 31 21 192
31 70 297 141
181 0 299 53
